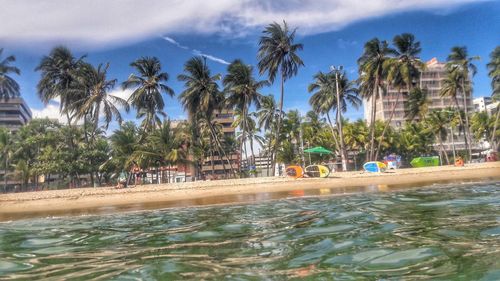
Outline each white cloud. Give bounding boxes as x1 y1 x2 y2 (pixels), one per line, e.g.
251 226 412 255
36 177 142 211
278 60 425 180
31 103 67 123
192 49 230 65
162 36 188 50
163 36 230 65
0 0 480 49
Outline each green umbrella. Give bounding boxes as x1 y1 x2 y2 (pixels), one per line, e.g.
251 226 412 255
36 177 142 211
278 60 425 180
304 146 333 154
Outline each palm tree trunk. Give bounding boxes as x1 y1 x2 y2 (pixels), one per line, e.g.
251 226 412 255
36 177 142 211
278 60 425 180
461 79 473 162
490 105 499 151
450 125 457 160
3 151 7 192
453 97 468 156
242 103 249 174
208 123 237 178
271 71 285 175
335 71 347 171
375 89 401 161
326 112 341 156
440 140 450 165
249 136 256 177
369 78 379 161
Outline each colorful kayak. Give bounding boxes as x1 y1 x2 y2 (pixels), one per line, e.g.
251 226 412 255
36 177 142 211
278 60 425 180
363 161 387 173
410 156 440 168
305 165 330 178
286 165 304 178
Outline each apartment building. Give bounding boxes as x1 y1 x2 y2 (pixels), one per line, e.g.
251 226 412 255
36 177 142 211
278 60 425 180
0 98 32 131
200 109 240 179
365 58 474 128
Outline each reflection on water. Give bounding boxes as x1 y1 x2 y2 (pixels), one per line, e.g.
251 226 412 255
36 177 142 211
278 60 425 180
1 181 500 280
3 178 497 222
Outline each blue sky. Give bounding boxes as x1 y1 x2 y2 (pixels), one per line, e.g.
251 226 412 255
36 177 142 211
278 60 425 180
1 0 499 131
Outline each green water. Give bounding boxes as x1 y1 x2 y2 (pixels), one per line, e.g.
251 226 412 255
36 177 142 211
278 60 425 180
1 181 499 280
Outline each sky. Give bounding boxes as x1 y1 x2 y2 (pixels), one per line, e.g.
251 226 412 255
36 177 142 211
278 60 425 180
1 0 499 133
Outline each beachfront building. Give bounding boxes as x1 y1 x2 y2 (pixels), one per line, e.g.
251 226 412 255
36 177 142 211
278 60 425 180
364 58 474 128
474 96 499 116
200 109 240 179
363 58 474 152
241 152 272 177
473 97 492 113
0 97 32 131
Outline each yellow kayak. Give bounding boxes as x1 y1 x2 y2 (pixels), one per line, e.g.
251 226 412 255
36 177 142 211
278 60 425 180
305 165 330 178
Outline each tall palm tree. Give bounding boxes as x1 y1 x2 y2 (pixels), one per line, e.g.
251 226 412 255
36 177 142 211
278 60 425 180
308 71 341 155
122 56 174 135
487 46 500 150
256 94 281 175
440 66 471 159
224 59 268 170
425 110 451 165
357 38 393 161
257 20 304 173
178 56 237 178
446 46 479 160
308 70 360 169
73 63 129 133
0 48 21 99
35 46 85 125
375 33 424 160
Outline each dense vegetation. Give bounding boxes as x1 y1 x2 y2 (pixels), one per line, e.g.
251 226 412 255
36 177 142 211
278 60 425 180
0 22 498 191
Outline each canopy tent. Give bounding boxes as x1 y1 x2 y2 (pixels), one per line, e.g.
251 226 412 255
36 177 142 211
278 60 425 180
304 146 333 155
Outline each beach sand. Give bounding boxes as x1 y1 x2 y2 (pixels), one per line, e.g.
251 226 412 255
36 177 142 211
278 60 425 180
0 162 499 220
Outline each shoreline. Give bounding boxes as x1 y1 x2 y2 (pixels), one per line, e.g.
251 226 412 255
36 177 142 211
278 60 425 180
1 162 499 221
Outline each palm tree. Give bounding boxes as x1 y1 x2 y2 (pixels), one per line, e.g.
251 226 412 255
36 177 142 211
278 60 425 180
487 46 500 150
256 94 281 175
73 63 129 134
0 48 21 99
178 56 237 178
224 59 268 170
440 66 471 159
446 46 479 160
358 38 393 161
375 33 424 160
470 112 495 144
35 46 85 125
257 20 304 173
405 87 430 121
308 71 341 155
122 56 174 135
308 70 360 170
425 110 451 165
107 122 140 185
0 128 12 192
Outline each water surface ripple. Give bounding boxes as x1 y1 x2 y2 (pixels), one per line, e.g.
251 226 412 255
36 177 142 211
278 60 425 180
1 181 499 280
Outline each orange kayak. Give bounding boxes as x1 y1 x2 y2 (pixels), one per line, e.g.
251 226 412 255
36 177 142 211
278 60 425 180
286 165 304 178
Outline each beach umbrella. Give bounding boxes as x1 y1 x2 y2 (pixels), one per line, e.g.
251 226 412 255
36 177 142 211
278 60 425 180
304 146 333 155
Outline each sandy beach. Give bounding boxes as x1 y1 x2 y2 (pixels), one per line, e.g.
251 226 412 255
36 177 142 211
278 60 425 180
0 162 499 221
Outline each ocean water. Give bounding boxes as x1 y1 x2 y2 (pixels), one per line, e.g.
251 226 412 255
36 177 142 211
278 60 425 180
0 181 499 280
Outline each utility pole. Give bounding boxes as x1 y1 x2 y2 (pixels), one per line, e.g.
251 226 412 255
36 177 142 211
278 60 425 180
298 112 306 166
331 66 348 172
